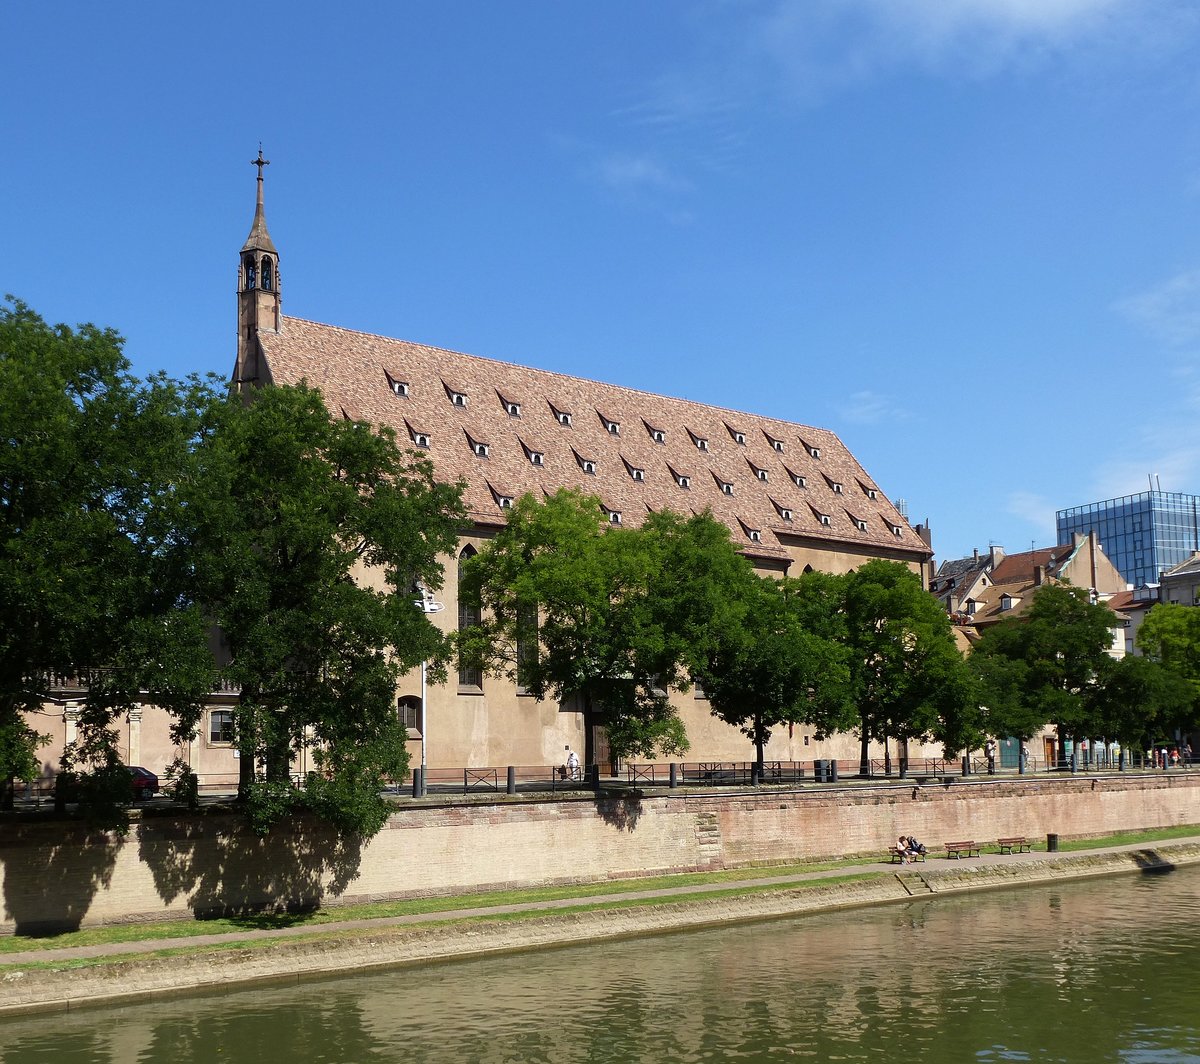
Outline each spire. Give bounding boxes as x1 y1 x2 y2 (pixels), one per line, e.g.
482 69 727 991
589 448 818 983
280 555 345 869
241 147 277 255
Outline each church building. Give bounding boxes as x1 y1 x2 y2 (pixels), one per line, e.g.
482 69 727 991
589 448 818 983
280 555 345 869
232 158 936 773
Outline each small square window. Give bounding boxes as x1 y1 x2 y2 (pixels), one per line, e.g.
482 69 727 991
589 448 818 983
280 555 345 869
696 438 709 452
748 529 761 542
676 474 691 489
558 412 572 426
733 431 746 445
581 459 596 474
867 488 878 500
721 482 733 495
498 495 514 509
651 428 666 444
809 446 821 459
506 401 521 417
793 474 806 488
780 508 793 521
630 467 644 481
609 511 622 524
855 519 868 531
413 432 430 449
387 375 409 397
473 442 490 458
756 469 768 482
530 451 544 466
605 420 620 435
832 482 843 494
451 392 467 407
819 514 830 526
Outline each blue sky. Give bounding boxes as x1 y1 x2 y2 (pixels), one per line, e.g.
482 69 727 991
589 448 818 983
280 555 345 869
5 1 1200 566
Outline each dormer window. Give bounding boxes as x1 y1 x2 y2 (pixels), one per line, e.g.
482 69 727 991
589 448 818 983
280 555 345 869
624 459 645 482
504 400 521 417
808 445 821 459
445 385 468 407
748 529 761 543
820 514 831 526
605 509 622 525
412 431 430 449
786 469 807 489
854 518 868 531
720 481 734 496
891 524 903 537
1000 594 1014 611
467 434 490 459
863 484 878 500
831 481 843 494
645 422 666 444
496 494 514 509
765 433 784 452
777 506 793 522
576 453 597 475
728 426 747 445
529 451 544 466
550 403 573 426
749 462 768 482
385 373 409 398
673 470 691 489
601 415 620 435
689 431 709 452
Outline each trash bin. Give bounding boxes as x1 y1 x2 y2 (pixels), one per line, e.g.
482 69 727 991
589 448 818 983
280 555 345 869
828 759 838 782
1047 833 1059 853
813 759 828 783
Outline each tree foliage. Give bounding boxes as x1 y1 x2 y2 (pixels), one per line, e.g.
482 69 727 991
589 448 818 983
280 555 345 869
969 583 1119 757
459 490 753 762
697 571 854 766
189 383 464 835
0 298 216 819
1137 603 1200 701
839 560 975 770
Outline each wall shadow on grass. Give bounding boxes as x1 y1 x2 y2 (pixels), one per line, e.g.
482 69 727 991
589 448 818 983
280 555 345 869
137 811 364 921
1 821 122 935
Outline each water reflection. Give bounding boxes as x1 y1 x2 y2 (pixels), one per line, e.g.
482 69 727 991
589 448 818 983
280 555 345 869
2 871 1199 1063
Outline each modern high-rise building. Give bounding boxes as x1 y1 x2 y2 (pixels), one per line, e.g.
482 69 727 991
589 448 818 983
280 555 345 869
1056 490 1200 589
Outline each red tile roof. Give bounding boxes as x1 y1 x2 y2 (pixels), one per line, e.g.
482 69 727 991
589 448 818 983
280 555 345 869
259 317 929 563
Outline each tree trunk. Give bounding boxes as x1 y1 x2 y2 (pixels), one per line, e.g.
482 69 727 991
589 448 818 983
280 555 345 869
582 690 596 769
858 721 870 777
754 714 765 772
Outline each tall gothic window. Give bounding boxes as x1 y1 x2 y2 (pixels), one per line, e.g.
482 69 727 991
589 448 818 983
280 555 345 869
458 546 483 688
243 255 256 289
261 258 273 291
515 600 539 693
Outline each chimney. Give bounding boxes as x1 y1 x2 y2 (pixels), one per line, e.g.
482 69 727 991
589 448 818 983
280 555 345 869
1033 565 1045 586
973 547 979 563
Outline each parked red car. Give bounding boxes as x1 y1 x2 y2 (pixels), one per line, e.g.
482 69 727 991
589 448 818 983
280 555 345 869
129 766 160 801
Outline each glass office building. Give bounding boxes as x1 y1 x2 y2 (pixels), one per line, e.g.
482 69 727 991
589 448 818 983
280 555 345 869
1056 491 1200 589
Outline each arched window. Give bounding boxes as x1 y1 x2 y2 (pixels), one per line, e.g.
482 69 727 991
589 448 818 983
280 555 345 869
458 546 483 688
261 257 273 291
243 255 256 289
397 695 422 734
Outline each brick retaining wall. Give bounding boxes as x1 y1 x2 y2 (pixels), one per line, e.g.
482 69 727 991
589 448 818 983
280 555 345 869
2 773 1197 933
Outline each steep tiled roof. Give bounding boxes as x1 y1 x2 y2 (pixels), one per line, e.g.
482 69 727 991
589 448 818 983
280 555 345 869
989 545 1072 586
258 316 929 564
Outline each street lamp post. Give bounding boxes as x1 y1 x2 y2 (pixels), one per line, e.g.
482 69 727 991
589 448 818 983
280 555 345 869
413 582 444 797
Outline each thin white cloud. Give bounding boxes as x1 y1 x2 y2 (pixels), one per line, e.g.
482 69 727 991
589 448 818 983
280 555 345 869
837 389 908 425
595 153 691 197
1115 270 1200 347
1005 490 1058 544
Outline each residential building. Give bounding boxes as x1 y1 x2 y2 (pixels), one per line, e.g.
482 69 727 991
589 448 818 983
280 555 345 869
1160 551 1200 607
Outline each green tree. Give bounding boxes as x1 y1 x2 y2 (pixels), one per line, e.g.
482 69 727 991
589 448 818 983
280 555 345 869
1089 654 1194 757
839 560 972 774
969 583 1118 766
190 383 463 836
0 299 216 821
697 571 854 770
1137 603 1200 700
459 491 750 764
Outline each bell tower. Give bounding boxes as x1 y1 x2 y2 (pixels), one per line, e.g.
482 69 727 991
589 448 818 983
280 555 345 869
234 148 281 389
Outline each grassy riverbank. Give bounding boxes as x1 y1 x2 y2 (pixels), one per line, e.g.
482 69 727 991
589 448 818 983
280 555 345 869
4 824 1198 974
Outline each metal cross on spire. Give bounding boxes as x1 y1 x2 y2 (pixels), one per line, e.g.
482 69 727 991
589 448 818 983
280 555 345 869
252 145 270 177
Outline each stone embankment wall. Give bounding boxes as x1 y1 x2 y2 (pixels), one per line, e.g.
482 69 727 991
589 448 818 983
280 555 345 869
2 773 1197 933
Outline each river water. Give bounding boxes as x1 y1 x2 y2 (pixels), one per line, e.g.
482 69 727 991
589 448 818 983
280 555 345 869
2 867 1199 1063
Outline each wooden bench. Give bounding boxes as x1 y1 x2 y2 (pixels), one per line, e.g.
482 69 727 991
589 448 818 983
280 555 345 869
997 836 1031 854
888 846 926 864
944 840 981 859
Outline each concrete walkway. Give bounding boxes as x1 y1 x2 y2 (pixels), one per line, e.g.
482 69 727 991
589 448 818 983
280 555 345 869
4 834 1198 969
